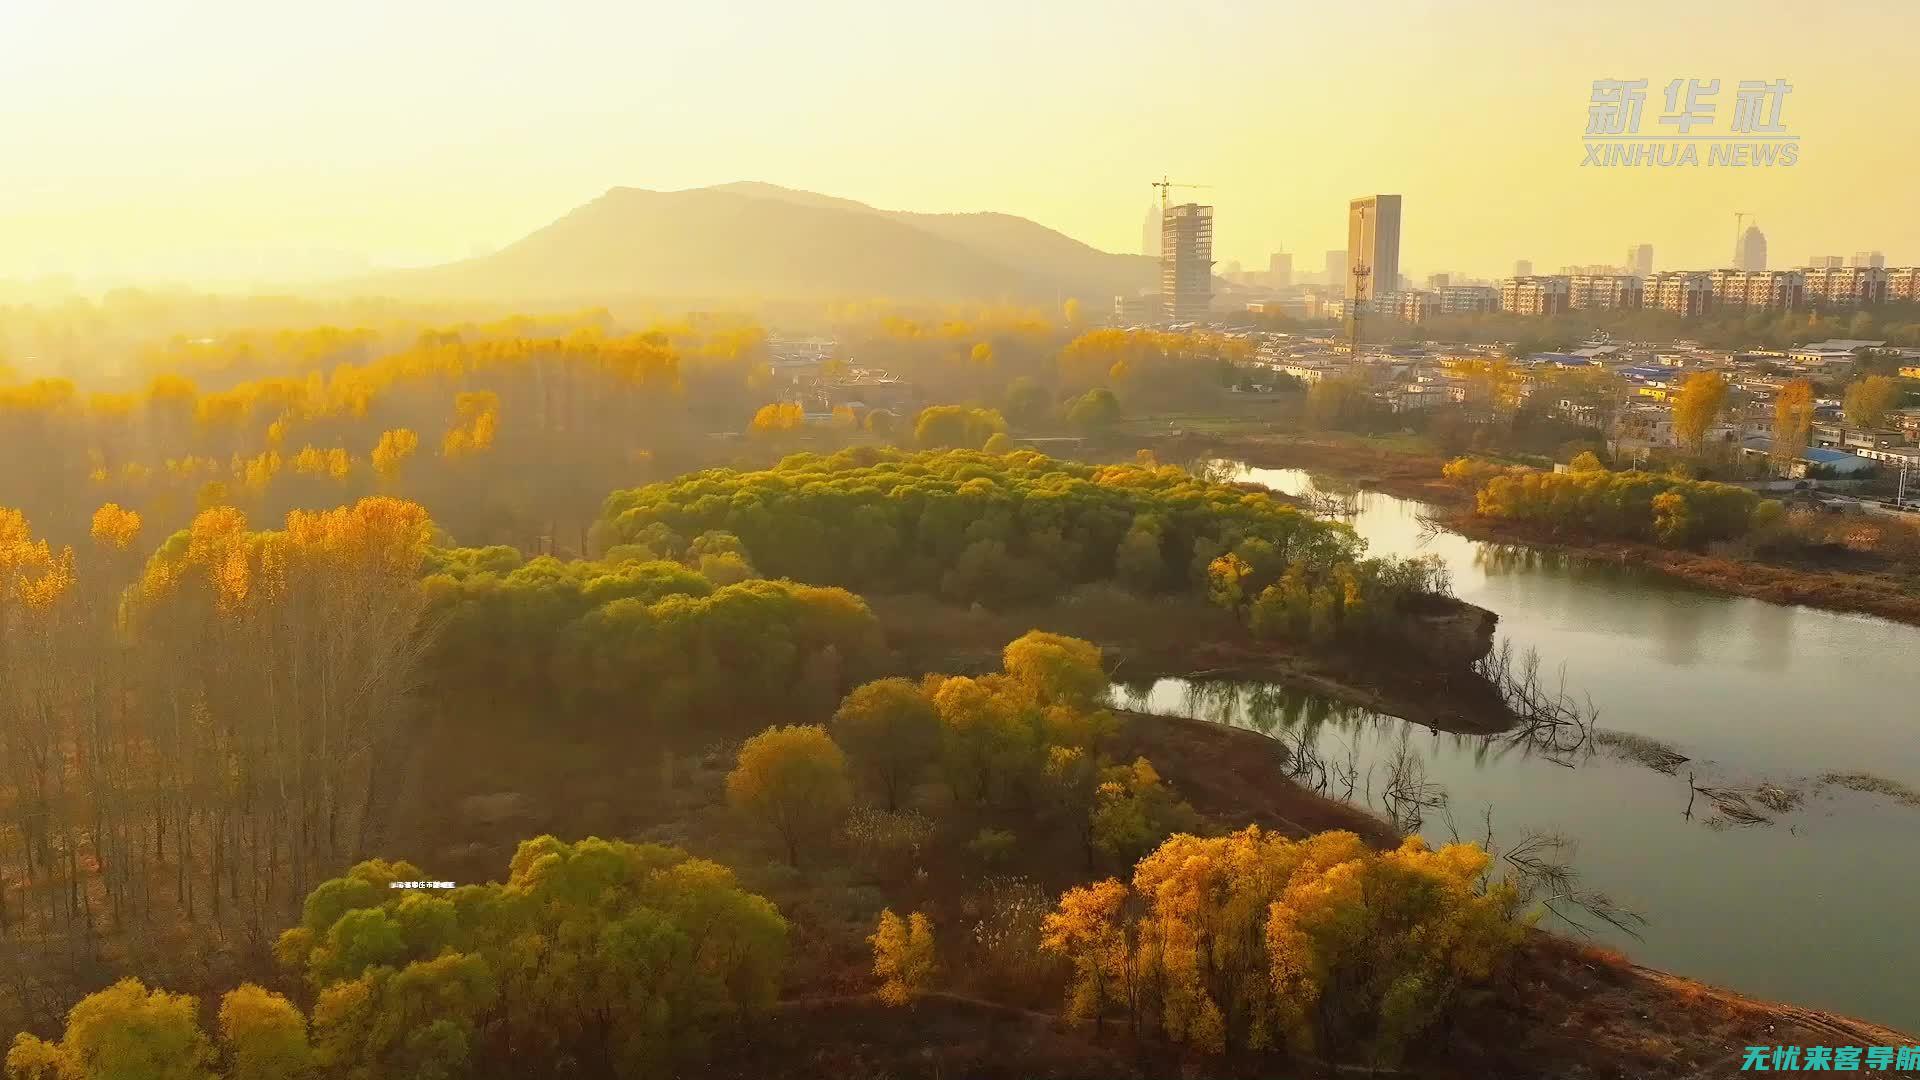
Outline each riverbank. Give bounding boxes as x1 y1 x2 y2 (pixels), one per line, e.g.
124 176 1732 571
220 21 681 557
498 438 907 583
1176 431 1920 628
865 588 1515 736
1171 430 1466 505
700 706 1920 1079
704 941 1920 1079
1447 513 1920 627
1136 707 1920 1077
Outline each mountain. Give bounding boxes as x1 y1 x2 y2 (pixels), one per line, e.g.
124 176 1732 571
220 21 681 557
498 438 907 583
709 182 1156 296
353 183 1154 304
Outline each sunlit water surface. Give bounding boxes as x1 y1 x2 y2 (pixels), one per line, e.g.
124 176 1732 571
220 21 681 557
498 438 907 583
1113 464 1920 1030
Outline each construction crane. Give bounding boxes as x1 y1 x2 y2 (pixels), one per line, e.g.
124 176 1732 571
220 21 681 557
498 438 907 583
1151 175 1211 213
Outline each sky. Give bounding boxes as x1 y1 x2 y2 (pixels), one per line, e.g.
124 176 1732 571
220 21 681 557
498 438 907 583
3 0 1917 287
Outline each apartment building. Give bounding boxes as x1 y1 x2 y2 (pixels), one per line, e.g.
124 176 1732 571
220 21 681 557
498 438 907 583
1436 285 1499 314
1707 269 1804 311
1645 272 1712 316
1499 275 1570 316
1803 266 1888 307
1568 274 1644 310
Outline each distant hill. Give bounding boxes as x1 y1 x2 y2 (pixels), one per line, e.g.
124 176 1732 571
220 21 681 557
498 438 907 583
353 183 1154 304
711 182 1157 298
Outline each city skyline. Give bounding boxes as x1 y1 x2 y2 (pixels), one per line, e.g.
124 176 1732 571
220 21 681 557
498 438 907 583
3 0 1918 288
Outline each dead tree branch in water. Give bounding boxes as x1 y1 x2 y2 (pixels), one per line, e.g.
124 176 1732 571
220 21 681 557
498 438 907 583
1594 730 1690 775
1687 773 1773 827
1473 639 1598 764
1499 830 1648 939
1440 806 1648 939
1377 739 1446 833
1415 513 1448 545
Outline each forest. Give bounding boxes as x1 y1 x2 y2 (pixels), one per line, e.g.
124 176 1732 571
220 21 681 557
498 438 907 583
0 294 1257 560
0 298 1595 1079
3 620 1530 1079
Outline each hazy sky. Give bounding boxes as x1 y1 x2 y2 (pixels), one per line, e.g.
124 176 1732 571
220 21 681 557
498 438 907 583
3 0 1915 286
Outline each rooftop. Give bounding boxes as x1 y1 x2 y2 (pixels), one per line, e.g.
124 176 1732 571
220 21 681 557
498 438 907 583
1796 339 1886 353
1742 438 1874 467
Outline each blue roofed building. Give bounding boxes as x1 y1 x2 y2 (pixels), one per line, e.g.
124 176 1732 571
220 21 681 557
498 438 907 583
1740 437 1877 478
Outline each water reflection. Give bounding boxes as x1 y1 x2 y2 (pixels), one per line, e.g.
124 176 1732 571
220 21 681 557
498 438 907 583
1227 464 1920 782
1148 462 1920 1031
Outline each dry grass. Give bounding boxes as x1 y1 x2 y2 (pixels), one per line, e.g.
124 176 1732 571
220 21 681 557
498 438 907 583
1822 771 1920 808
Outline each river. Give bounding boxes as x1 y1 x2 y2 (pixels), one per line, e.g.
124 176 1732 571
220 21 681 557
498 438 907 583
1117 463 1920 1031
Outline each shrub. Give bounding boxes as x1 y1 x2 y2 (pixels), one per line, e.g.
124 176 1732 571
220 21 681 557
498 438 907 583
966 828 1017 865
839 806 935 878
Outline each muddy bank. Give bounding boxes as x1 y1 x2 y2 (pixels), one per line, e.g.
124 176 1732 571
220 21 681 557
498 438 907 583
867 590 1515 737
1117 709 1401 847
1448 512 1920 628
704 705 1920 1079
1129 710 1920 1076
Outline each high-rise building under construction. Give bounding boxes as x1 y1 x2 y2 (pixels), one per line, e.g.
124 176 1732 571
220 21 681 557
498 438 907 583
1160 203 1214 321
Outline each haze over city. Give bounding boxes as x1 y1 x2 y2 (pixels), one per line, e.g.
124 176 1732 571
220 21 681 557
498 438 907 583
4 0 1918 286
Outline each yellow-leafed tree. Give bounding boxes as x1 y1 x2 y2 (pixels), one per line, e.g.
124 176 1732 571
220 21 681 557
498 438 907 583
869 909 938 1006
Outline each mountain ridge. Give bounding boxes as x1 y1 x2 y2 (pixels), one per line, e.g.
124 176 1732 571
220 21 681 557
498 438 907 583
347 183 1154 303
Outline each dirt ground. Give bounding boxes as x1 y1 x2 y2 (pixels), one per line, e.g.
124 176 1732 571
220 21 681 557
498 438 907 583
702 940 1920 1080
1117 709 1401 847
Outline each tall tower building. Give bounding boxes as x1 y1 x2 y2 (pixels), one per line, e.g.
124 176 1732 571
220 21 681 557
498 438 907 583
1734 225 1768 271
1141 204 1161 258
1346 195 1402 301
1325 250 1348 287
1627 244 1654 277
1160 203 1214 321
1268 251 1293 288
1514 259 1534 277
